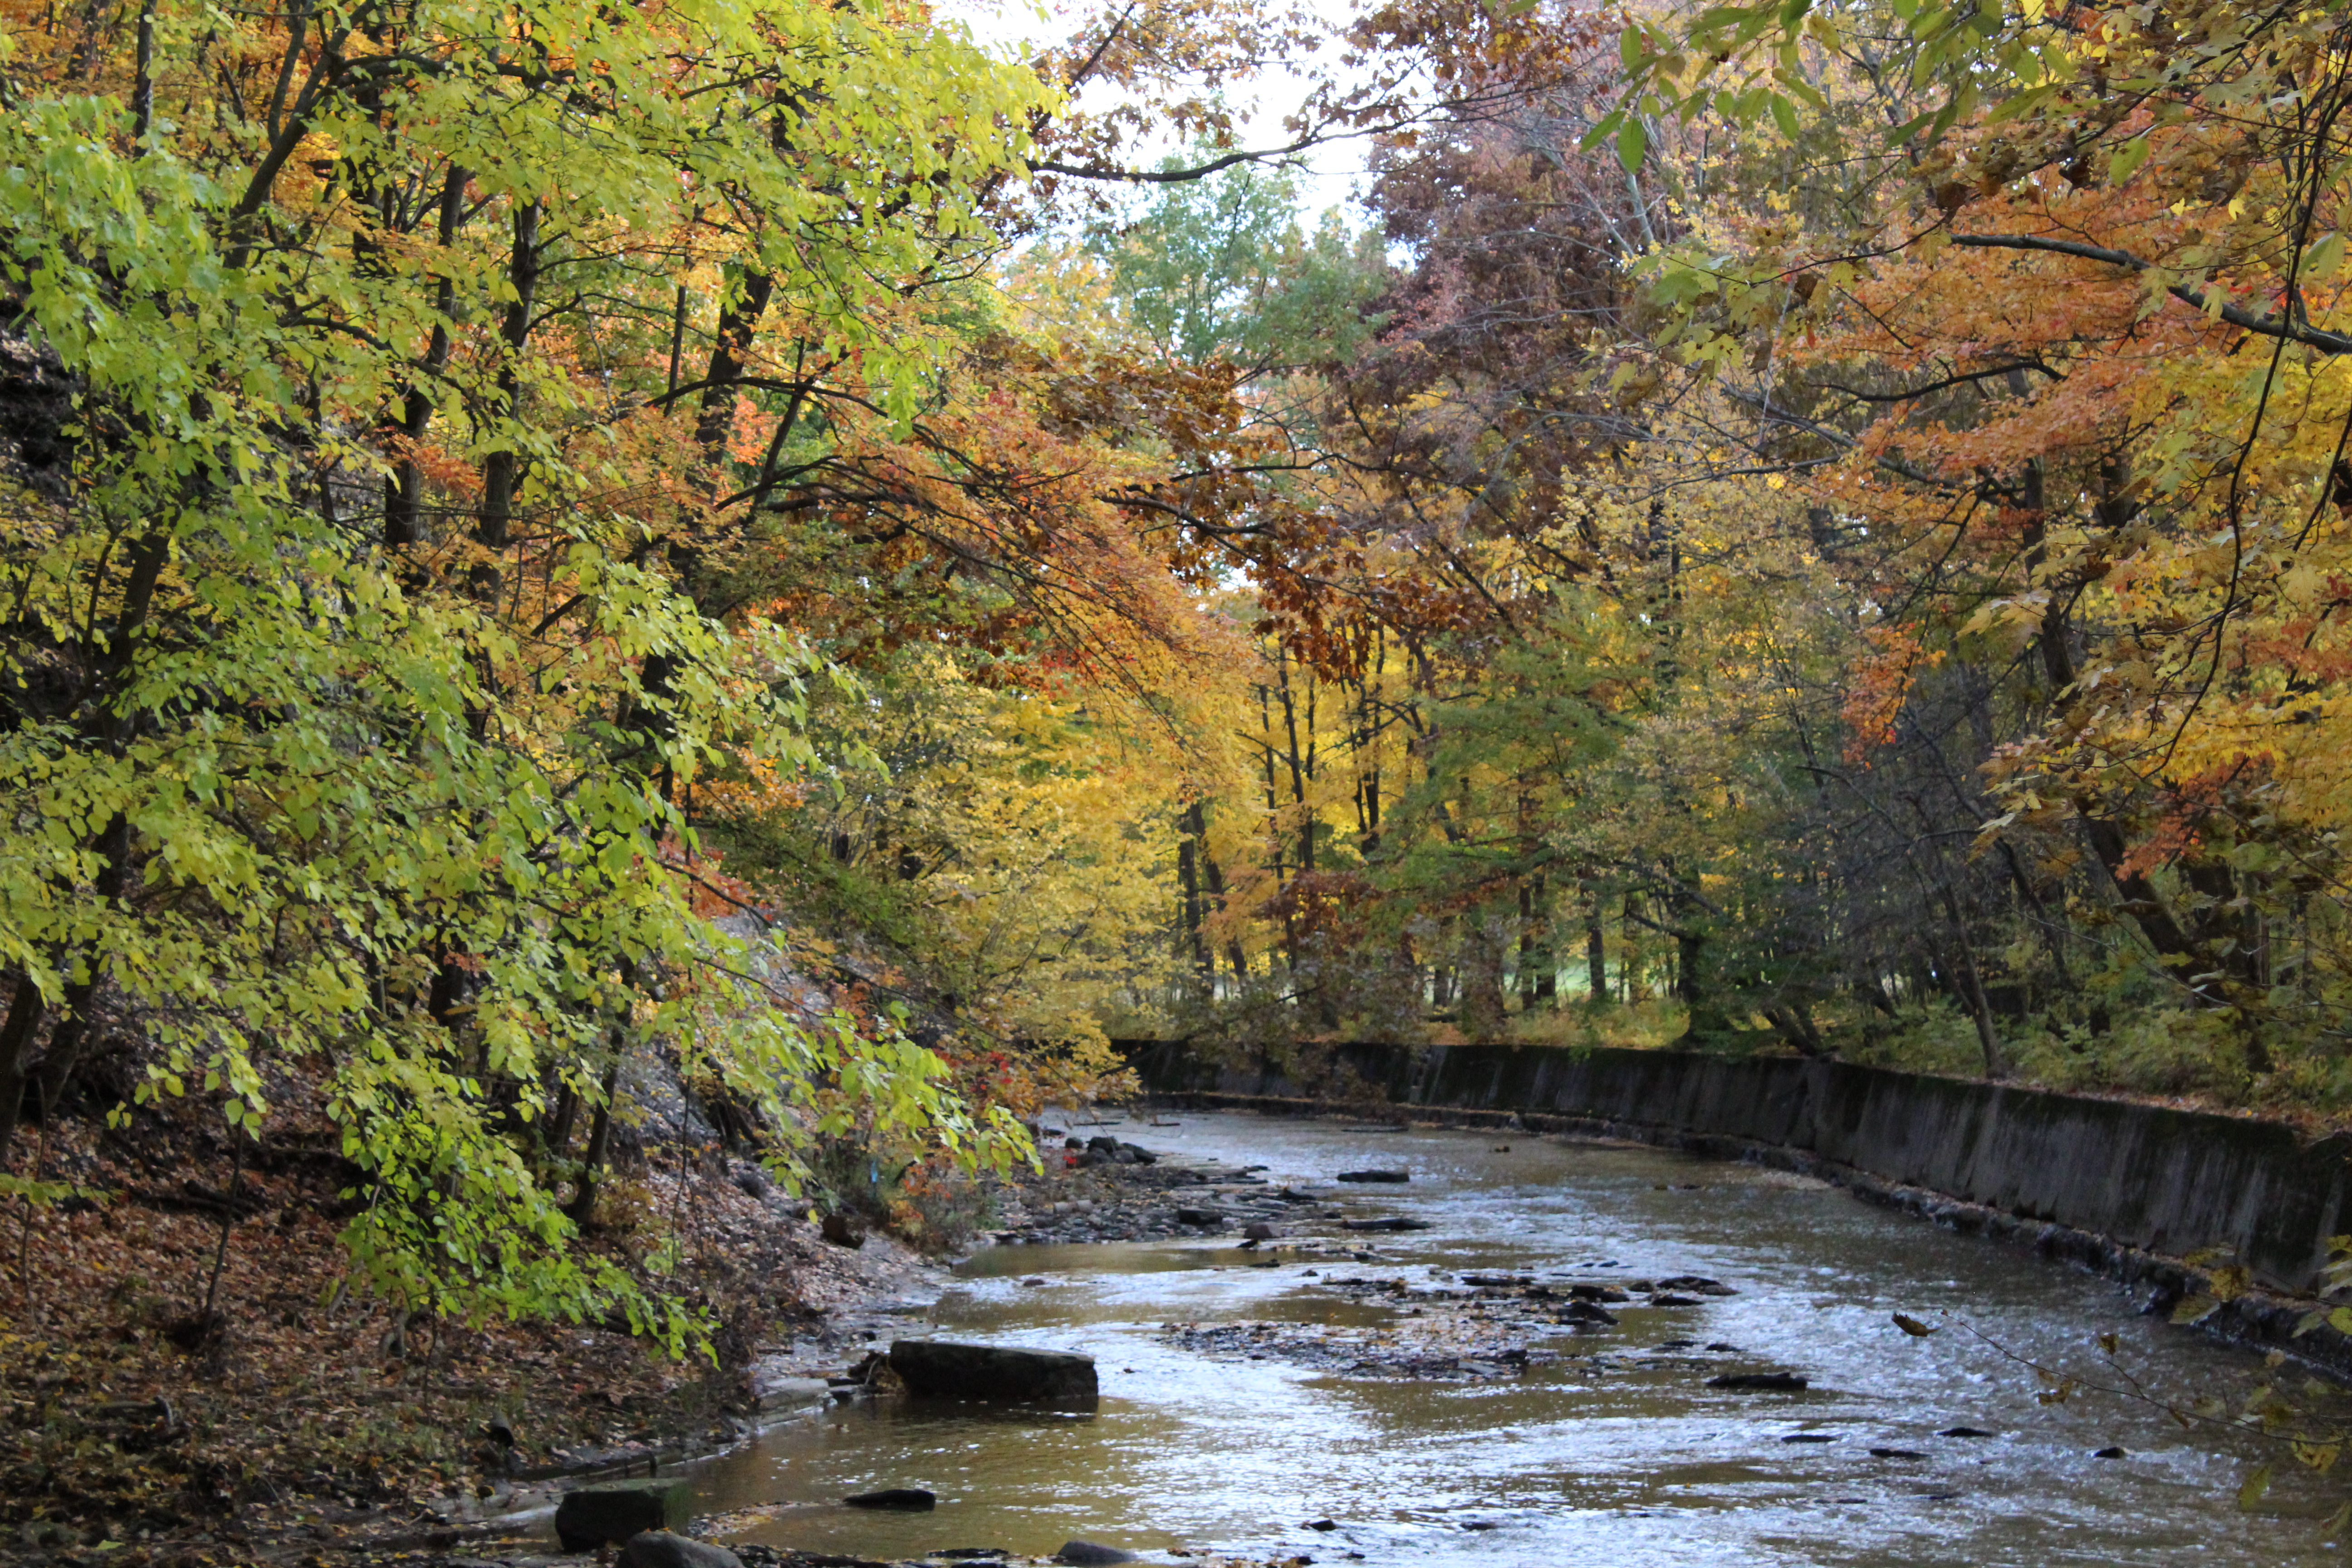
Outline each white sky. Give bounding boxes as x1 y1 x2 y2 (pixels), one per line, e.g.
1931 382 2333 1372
934 0 1374 220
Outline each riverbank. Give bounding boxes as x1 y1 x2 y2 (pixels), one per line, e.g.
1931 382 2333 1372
280 1125 1356 1568
0 1085 985 1568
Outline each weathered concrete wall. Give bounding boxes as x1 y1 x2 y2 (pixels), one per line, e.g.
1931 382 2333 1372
1127 1040 2352 1298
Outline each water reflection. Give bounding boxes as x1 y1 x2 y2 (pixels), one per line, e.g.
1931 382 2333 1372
687 1112 2343 1566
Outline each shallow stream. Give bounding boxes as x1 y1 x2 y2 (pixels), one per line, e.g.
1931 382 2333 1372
689 1111 2347 1566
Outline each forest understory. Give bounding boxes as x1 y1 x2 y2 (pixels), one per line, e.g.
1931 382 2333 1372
0 1078 953 1568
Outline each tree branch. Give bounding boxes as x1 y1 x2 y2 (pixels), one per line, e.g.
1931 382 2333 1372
1952 233 2352 355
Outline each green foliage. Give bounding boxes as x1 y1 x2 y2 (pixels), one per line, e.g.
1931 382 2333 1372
0 0 1051 1343
1090 149 1388 369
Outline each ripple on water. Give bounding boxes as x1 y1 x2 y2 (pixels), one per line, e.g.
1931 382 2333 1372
681 1112 2343 1568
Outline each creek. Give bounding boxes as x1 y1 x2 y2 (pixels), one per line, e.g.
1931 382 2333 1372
686 1110 2345 1566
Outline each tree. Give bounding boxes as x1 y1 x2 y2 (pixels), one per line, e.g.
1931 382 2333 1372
1604 0 2352 1083
0 0 1050 1335
1090 148 1387 372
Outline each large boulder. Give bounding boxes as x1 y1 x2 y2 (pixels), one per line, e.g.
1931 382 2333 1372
617 1532 744 1568
889 1340 1099 1406
555 1480 689 1550
1055 1542 1136 1564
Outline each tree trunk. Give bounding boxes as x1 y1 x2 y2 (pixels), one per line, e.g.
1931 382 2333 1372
565 1064 620 1228
1622 893 1647 1002
383 163 467 547
1460 919 1509 1039
1276 652 1312 876
1585 892 1607 1004
0 974 48 1174
1933 887 2008 1078
1178 804 1209 980
1676 926 1727 1036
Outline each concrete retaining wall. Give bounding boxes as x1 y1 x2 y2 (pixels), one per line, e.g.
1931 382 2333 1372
1126 1040 2352 1298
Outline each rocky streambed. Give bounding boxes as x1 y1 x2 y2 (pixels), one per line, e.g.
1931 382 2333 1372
475 1110 2352 1568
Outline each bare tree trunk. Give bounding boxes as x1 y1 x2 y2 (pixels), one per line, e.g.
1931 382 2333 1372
1177 807 1208 980
1622 893 1647 1002
1585 891 1607 1004
1276 652 1312 875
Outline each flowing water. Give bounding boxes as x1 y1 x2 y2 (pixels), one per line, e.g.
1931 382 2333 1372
687 1111 2348 1566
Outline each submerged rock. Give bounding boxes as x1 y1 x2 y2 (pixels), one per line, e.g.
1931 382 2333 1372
844 1487 936 1510
617 1532 745 1568
889 1339 1099 1406
1566 1283 1631 1303
1706 1372 1809 1391
1055 1541 1137 1564
754 1375 833 1413
1335 1170 1410 1183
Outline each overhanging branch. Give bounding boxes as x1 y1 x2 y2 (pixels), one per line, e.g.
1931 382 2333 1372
1952 233 2352 356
